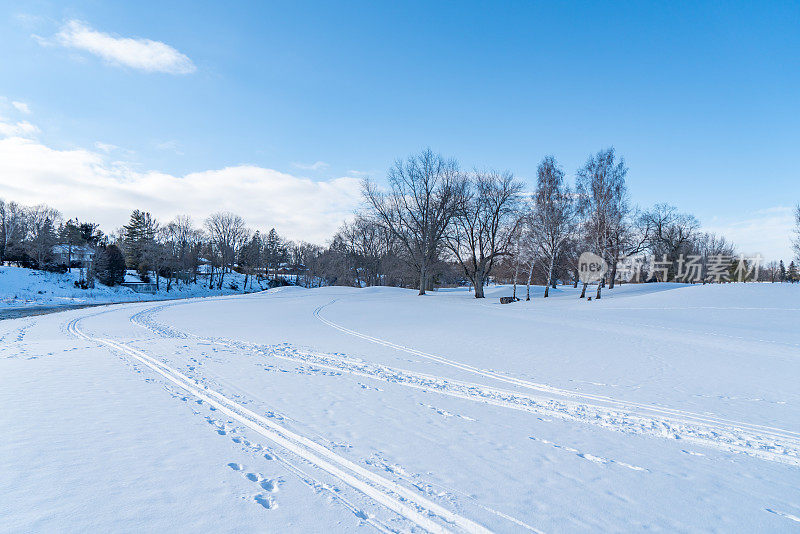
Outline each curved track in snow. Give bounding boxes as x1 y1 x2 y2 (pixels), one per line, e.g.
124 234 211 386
67 308 494 534
126 298 800 466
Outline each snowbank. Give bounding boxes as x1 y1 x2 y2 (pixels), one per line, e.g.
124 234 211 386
0 266 268 309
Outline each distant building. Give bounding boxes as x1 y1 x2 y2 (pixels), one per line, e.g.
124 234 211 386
51 244 95 266
275 263 308 276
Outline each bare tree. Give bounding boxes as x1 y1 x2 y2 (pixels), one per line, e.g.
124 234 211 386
526 156 575 297
576 148 628 299
0 200 27 264
363 148 466 295
641 204 700 280
204 212 248 289
447 170 522 298
26 205 62 268
693 232 735 283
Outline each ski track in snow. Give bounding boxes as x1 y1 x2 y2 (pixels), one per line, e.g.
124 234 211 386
128 299 800 467
67 310 495 534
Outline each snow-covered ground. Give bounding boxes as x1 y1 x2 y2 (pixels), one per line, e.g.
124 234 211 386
0 266 264 311
2 282 799 532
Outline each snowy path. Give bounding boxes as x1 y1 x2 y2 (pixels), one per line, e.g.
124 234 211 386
3 283 800 532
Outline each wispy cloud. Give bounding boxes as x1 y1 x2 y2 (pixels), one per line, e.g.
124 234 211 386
11 101 31 114
94 141 119 153
293 161 330 171
154 139 183 155
41 20 196 74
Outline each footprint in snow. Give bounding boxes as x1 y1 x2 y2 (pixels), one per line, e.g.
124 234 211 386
354 510 373 521
260 479 278 492
227 462 243 471
254 494 277 509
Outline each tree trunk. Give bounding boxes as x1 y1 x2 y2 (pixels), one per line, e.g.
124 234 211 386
608 260 618 289
544 256 555 298
512 257 520 299
526 260 534 300
418 258 427 295
473 262 487 299
595 276 603 299
474 277 485 298
580 281 587 298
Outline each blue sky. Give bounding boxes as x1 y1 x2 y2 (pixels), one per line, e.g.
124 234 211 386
0 1 797 258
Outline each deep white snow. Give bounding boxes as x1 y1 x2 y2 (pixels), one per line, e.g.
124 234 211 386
1 282 799 532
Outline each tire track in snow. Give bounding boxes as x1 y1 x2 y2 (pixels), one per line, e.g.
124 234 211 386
67 313 492 534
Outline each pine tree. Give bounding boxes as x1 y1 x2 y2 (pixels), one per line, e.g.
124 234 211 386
265 228 282 279
95 244 126 286
59 218 84 272
789 261 799 283
122 210 158 271
779 260 787 282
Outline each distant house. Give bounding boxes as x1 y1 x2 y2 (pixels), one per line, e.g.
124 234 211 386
121 281 158 294
51 244 95 267
121 272 158 293
275 263 308 276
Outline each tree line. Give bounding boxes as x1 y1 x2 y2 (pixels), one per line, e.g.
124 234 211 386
2 150 799 294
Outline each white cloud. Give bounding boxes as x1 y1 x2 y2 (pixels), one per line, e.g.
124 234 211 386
11 101 31 114
0 119 39 138
703 206 796 261
0 135 359 244
154 139 183 155
94 141 119 152
293 161 330 171
47 20 196 74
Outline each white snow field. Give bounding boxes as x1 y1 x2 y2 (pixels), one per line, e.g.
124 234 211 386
2 282 800 532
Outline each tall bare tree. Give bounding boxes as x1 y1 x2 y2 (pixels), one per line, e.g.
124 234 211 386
641 204 700 280
447 170 522 298
204 211 248 289
576 148 628 299
26 205 62 268
526 156 575 297
363 148 466 295
0 200 27 264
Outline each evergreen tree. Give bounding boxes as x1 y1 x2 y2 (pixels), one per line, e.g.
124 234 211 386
789 261 799 283
59 219 84 272
122 210 158 270
95 244 127 286
264 228 284 279
779 260 787 282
